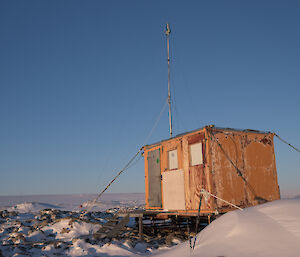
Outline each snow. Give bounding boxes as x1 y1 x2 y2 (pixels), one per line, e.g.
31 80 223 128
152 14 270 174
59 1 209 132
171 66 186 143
0 194 300 257
43 219 101 240
0 193 145 212
154 198 300 257
7 202 62 213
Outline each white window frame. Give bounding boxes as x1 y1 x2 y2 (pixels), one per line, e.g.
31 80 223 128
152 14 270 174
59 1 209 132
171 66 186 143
168 149 178 170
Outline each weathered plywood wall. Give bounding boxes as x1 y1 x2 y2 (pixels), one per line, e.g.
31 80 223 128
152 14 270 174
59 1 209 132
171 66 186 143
243 133 280 203
144 127 280 214
209 129 280 211
183 132 211 211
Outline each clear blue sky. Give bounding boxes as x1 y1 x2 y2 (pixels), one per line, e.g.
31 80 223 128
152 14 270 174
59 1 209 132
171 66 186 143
0 1 299 196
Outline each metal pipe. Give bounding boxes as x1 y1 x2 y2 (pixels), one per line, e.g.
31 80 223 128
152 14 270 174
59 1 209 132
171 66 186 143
165 23 172 138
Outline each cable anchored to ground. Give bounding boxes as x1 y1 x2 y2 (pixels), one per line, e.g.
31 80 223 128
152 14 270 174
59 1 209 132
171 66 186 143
80 147 143 217
81 100 169 216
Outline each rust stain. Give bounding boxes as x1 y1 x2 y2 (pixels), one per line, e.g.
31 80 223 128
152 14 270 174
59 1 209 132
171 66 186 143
260 137 272 145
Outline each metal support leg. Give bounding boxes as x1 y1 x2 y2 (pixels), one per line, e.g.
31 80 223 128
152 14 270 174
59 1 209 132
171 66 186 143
139 216 143 240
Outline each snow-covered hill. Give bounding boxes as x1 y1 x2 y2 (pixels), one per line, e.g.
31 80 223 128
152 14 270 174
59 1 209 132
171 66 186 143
0 193 145 212
155 198 300 257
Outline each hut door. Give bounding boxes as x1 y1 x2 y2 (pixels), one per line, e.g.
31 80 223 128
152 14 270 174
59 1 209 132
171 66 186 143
147 149 162 208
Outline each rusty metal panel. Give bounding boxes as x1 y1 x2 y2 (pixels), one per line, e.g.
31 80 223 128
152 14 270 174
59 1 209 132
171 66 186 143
210 132 247 210
209 129 280 211
243 133 280 203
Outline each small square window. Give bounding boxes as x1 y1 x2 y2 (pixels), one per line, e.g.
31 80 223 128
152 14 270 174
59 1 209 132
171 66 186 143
189 142 203 166
168 149 178 170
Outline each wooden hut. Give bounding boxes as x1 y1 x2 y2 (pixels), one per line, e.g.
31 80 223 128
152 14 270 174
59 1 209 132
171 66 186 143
143 126 280 216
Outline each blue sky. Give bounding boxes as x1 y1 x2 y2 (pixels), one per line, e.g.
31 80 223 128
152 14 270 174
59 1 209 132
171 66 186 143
0 1 299 195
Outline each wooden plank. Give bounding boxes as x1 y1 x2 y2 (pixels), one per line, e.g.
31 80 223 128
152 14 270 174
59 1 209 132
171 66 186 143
270 134 280 200
189 165 201 209
144 150 149 209
204 127 214 211
182 138 191 210
138 216 143 240
106 215 130 238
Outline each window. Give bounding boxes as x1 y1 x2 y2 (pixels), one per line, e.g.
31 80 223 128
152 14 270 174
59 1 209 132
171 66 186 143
189 142 203 166
168 149 178 170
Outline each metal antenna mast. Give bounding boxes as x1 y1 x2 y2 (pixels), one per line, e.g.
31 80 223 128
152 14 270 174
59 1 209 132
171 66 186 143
165 23 173 138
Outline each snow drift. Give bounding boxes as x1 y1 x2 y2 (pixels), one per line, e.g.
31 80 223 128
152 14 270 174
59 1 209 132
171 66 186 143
155 198 300 257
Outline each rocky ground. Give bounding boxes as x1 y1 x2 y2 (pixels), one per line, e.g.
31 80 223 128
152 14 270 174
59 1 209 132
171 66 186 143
0 207 188 257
